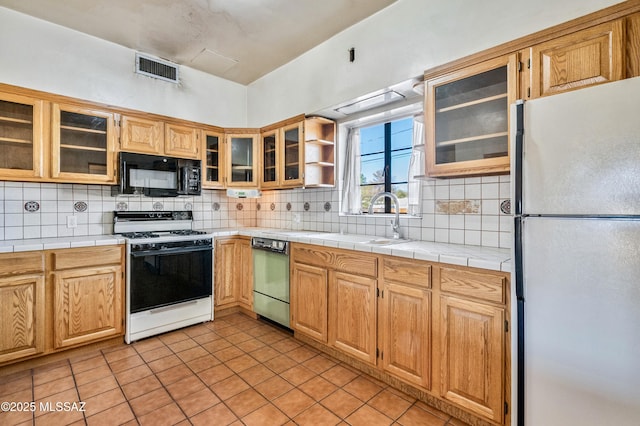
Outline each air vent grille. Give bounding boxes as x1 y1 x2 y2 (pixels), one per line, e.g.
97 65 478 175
135 53 179 83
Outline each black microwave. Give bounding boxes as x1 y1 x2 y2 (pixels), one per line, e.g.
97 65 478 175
113 152 201 197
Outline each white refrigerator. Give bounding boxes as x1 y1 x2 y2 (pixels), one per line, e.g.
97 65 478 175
512 77 640 426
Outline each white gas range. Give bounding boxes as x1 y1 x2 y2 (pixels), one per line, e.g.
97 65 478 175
113 211 213 343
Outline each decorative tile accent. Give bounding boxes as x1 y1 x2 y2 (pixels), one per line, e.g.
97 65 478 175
116 202 128 211
286 202 292 211
236 203 244 211
435 200 480 214
256 203 261 211
324 202 331 212
74 201 88 212
153 202 164 211
303 202 310 211
212 202 220 211
500 199 511 215
24 201 40 212
270 203 276 211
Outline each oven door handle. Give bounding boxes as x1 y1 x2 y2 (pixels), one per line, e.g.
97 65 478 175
130 245 212 258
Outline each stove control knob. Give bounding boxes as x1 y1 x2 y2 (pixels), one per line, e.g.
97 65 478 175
132 244 140 251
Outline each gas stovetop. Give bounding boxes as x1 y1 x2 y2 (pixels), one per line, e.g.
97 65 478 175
119 230 208 239
113 210 211 242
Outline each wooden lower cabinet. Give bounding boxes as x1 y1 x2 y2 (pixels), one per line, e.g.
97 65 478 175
53 265 122 349
291 262 328 342
0 275 46 363
440 296 505 423
0 246 124 367
380 281 431 389
214 236 253 312
290 242 510 425
329 271 377 365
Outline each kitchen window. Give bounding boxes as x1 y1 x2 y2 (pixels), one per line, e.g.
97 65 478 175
359 117 413 213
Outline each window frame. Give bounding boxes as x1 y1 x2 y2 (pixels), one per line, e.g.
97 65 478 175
359 117 413 214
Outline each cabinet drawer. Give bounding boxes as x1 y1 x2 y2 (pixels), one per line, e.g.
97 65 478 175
440 267 506 304
382 257 431 288
291 244 376 277
52 246 123 270
0 252 44 276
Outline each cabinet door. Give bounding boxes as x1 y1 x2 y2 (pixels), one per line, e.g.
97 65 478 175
329 271 377 364
425 54 517 177
202 131 224 188
226 133 259 187
214 239 238 307
0 275 45 363
291 262 328 343
0 92 45 180
260 129 279 188
164 123 200 159
51 103 116 184
119 115 163 154
237 238 253 309
381 282 431 389
53 265 123 349
281 122 304 188
440 296 504 423
531 20 624 98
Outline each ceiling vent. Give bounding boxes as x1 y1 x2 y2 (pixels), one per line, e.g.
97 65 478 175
135 53 179 83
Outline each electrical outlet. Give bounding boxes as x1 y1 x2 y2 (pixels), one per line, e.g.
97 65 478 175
293 213 301 224
67 216 77 228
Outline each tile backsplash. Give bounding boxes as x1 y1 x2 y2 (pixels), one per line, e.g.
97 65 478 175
0 175 511 249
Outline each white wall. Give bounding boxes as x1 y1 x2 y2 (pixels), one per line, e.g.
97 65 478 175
247 0 623 126
0 7 247 127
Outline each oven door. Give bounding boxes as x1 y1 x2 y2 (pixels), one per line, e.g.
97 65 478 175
129 245 212 313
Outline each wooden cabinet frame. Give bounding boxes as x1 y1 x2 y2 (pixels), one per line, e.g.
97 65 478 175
425 54 517 177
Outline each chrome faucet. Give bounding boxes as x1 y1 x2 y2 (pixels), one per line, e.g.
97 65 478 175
368 191 402 239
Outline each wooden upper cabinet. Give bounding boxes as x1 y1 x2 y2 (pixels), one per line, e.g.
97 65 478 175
51 103 116 184
202 130 225 189
164 123 200 159
425 54 517 177
119 115 163 154
119 115 200 159
226 132 259 187
0 91 45 181
259 117 305 189
530 20 625 98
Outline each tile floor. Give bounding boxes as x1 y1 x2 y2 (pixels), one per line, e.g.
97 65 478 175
0 314 469 426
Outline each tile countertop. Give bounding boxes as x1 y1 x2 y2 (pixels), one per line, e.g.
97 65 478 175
0 235 126 253
0 228 511 272
205 228 511 273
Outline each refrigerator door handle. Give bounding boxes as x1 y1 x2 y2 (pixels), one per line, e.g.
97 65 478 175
513 101 524 216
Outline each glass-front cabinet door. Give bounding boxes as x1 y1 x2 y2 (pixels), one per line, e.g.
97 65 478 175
261 130 278 188
425 54 517 177
51 103 116 184
226 133 258 187
281 122 303 188
0 92 44 180
202 130 224 189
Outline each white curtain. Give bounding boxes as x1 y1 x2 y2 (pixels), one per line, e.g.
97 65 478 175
407 115 424 216
341 128 362 214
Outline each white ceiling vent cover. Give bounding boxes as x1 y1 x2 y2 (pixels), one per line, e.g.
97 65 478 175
135 53 179 83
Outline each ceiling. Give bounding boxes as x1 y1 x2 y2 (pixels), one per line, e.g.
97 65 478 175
0 0 397 85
